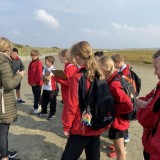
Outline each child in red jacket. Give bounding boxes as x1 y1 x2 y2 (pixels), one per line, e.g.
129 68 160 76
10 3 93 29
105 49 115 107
28 49 43 114
137 50 160 160
111 53 134 143
98 56 133 160
54 49 77 104
61 41 109 160
38 56 57 120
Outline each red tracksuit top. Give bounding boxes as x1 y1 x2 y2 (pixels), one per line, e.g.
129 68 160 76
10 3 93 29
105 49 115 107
28 59 43 86
137 81 160 159
62 66 110 136
54 63 77 103
120 64 130 76
107 71 133 131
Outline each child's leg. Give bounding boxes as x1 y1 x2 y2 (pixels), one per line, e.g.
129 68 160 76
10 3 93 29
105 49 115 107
85 135 100 160
61 135 90 160
41 90 49 114
49 91 57 116
113 138 126 160
32 85 42 109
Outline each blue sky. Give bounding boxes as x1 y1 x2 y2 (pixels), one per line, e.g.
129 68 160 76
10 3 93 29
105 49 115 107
1 0 160 49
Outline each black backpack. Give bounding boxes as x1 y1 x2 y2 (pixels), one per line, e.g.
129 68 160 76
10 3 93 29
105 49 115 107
78 69 115 130
111 76 137 121
129 67 141 96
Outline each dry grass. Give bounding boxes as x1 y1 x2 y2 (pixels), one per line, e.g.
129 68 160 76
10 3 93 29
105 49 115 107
103 49 157 64
13 43 60 56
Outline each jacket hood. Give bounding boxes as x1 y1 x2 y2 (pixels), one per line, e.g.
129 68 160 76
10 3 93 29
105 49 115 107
0 52 12 64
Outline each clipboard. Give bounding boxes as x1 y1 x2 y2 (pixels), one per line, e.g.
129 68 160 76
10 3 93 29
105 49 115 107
52 70 67 80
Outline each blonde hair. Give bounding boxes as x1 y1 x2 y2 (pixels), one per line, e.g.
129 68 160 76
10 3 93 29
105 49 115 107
70 41 104 81
98 56 116 76
0 37 12 54
111 53 124 62
30 49 40 56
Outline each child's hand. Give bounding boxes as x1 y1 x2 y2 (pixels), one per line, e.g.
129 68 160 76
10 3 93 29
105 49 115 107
19 70 25 77
136 99 149 108
64 131 70 137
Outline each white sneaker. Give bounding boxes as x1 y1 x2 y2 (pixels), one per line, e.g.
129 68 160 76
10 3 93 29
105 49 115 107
33 109 38 114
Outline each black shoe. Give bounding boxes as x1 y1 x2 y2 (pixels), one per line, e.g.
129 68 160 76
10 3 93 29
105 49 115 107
17 99 25 103
37 112 48 117
8 151 17 158
47 114 55 120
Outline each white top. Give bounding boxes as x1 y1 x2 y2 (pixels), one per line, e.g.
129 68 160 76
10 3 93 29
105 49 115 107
119 64 127 72
43 65 55 91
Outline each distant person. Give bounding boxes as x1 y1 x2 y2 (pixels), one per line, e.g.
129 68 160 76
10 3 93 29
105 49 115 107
94 51 104 60
137 50 160 160
11 48 25 103
98 56 133 160
61 41 110 160
38 56 58 120
28 49 43 114
54 49 77 105
0 37 25 160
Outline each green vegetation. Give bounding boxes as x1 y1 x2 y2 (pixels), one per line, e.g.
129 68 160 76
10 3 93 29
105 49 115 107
103 49 157 64
13 42 157 65
13 43 60 56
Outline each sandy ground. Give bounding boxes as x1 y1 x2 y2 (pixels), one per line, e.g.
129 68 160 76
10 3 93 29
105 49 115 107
8 55 158 160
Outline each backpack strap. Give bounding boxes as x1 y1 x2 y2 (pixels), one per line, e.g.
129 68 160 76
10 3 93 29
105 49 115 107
78 68 94 113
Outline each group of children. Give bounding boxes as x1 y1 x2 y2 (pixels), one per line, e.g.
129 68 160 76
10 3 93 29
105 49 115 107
25 42 160 160
27 49 77 120
26 45 135 160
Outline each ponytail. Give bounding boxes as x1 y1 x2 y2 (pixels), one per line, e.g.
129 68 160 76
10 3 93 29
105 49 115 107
86 55 104 81
70 41 104 81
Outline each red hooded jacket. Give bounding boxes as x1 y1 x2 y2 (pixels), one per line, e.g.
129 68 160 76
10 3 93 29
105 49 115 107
137 81 160 159
28 59 43 86
120 64 130 76
54 63 77 103
62 67 110 136
107 71 133 131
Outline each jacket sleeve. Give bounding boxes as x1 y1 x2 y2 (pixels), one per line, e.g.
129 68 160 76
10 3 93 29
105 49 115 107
137 104 155 128
28 63 31 85
62 75 79 132
54 77 69 86
54 66 77 86
0 61 22 91
19 59 25 71
110 81 133 115
138 89 154 101
35 61 43 84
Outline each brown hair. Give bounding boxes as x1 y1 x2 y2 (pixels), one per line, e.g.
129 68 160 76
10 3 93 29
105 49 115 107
45 56 55 65
111 53 124 62
152 49 160 60
58 49 68 57
70 41 104 81
59 49 77 65
0 37 12 54
30 49 40 56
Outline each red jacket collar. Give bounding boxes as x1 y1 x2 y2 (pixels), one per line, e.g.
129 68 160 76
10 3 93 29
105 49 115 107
107 70 118 83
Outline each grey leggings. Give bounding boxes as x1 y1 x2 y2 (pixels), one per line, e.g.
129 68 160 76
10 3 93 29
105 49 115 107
0 123 10 158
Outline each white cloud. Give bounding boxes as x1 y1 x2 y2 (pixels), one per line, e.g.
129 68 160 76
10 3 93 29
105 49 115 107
34 9 60 29
82 28 109 36
82 23 160 48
